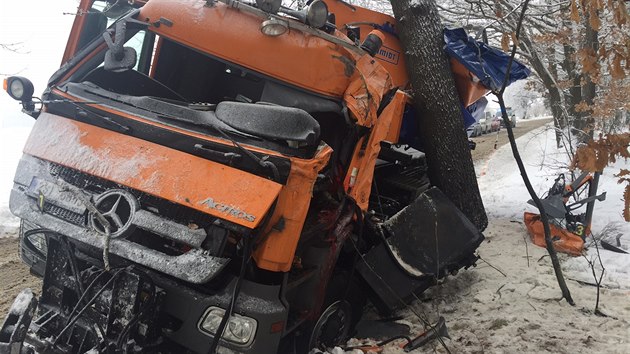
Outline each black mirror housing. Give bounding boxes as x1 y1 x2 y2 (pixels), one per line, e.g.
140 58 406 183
104 46 137 72
103 20 137 72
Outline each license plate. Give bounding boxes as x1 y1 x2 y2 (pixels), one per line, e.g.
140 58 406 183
27 178 88 215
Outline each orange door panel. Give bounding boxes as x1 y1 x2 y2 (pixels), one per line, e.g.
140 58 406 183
253 146 333 272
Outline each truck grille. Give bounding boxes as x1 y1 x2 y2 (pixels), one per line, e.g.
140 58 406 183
12 155 232 284
42 202 85 226
42 162 235 257
47 162 217 230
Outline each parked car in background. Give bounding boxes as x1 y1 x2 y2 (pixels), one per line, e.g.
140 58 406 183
479 111 493 134
468 111 495 137
468 122 481 137
497 107 517 128
491 117 501 132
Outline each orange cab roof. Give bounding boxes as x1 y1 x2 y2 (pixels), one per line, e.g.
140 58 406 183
325 0 408 88
141 0 360 98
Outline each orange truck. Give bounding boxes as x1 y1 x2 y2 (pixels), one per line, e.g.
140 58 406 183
1 0 485 353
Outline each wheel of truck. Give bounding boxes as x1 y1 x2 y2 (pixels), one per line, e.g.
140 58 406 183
308 300 353 349
294 270 367 353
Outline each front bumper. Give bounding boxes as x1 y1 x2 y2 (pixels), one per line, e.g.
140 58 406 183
158 274 287 353
0 258 287 354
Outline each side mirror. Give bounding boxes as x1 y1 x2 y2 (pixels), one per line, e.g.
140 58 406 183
103 20 137 72
4 76 36 113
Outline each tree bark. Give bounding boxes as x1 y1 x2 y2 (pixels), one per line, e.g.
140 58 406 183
562 43 583 128
390 0 488 231
519 34 566 148
575 13 598 143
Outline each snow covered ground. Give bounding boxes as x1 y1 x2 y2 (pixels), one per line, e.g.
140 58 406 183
343 124 630 353
477 124 630 291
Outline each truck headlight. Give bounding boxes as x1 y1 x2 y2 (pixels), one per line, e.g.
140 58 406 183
199 307 257 346
27 232 48 255
21 221 48 256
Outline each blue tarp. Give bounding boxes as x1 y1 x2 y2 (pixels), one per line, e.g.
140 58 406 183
461 104 477 129
444 28 530 92
464 96 488 128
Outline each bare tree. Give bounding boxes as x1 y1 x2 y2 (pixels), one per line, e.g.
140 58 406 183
492 0 575 305
0 42 25 53
0 42 28 76
583 231 606 315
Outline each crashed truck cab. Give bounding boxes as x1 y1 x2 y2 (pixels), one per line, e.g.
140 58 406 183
2 0 485 353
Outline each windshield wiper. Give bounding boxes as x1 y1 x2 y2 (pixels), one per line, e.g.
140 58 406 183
47 98 131 133
63 83 281 181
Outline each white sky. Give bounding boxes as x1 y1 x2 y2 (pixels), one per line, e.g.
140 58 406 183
0 0 78 128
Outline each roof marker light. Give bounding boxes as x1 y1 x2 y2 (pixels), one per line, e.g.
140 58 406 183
261 18 288 37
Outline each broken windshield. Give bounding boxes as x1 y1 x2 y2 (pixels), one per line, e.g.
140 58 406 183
60 18 341 111
50 13 347 159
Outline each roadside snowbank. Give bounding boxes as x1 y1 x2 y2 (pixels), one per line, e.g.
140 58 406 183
477 124 630 291
478 124 630 235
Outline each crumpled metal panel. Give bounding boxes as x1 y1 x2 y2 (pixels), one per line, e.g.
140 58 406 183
357 187 483 313
382 187 484 277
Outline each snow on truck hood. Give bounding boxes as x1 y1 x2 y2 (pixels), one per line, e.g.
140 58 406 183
22 112 282 228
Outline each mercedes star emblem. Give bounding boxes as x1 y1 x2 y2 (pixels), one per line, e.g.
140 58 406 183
89 189 139 238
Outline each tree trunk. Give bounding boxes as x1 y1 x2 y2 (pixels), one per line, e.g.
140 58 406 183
519 34 566 148
545 47 566 148
548 87 566 148
562 43 582 121
390 0 488 231
575 14 598 143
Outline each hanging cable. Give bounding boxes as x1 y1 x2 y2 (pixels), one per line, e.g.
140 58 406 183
116 269 157 350
54 178 113 270
59 235 107 339
53 268 125 346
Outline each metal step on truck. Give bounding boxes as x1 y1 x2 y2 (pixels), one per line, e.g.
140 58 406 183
0 0 495 353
